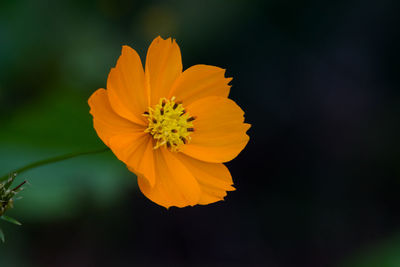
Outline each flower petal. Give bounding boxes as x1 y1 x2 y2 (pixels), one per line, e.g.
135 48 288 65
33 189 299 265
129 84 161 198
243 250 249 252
169 64 232 105
109 134 156 187
174 153 235 205
107 45 148 125
137 147 201 208
145 36 182 106
181 96 250 163
88 89 145 146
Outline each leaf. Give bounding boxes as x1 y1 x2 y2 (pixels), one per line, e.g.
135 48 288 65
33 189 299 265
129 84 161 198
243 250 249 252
0 227 4 243
1 215 22 226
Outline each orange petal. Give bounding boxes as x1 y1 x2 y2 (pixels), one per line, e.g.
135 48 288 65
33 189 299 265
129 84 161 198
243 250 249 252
107 45 148 126
88 89 145 146
181 96 250 163
145 36 182 106
137 147 201 208
174 153 235 205
109 134 156 187
169 64 232 106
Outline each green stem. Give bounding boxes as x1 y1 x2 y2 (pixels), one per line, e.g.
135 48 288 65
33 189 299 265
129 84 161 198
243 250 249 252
0 147 110 182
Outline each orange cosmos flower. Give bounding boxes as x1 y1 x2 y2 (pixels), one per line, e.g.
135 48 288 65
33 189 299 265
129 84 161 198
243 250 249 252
88 36 250 208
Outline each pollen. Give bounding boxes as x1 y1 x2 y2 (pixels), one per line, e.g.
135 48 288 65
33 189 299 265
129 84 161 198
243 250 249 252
144 97 195 151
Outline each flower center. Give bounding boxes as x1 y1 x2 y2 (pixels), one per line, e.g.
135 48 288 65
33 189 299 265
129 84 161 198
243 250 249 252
144 97 195 151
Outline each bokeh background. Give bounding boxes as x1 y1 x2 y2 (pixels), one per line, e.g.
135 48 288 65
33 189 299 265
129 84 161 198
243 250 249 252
1 0 399 266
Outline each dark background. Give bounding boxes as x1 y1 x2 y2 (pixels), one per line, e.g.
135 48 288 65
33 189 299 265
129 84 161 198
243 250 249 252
1 0 400 266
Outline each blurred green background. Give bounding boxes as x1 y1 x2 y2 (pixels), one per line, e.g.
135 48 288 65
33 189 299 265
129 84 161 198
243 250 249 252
1 0 400 266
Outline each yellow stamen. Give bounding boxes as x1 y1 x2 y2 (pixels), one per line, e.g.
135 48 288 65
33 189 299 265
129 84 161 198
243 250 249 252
144 97 194 151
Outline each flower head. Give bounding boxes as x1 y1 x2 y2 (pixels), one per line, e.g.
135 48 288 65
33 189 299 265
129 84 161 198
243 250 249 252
0 173 25 216
89 36 250 208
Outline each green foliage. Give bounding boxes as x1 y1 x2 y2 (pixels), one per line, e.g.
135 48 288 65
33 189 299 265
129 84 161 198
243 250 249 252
0 215 22 243
1 216 22 226
340 233 400 267
0 228 4 243
0 88 135 223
